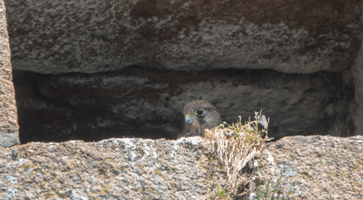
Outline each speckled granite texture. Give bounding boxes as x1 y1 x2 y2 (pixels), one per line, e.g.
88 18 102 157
0 137 228 199
254 135 363 199
0 136 362 199
0 0 19 147
5 0 361 74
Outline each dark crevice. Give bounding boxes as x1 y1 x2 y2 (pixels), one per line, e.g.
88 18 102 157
13 67 355 144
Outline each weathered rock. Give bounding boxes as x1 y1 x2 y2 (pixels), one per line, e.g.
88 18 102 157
4 0 361 74
2 0 362 142
0 135 361 199
0 137 228 199
14 68 354 143
253 135 363 199
0 0 19 147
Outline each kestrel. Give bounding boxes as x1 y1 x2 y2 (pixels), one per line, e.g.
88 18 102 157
179 100 222 137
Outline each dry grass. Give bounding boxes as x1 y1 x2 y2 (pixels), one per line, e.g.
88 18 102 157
205 111 270 199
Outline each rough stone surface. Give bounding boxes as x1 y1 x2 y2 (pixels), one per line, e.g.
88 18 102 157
0 0 19 147
2 0 362 142
0 135 361 199
0 137 228 199
0 132 19 148
253 135 363 199
3 0 362 142
4 0 362 74
14 69 354 143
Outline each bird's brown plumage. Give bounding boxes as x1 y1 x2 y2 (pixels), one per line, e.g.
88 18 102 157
179 100 222 138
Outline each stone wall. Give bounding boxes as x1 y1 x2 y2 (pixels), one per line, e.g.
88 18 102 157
4 0 361 74
1 1 363 199
0 0 18 147
2 0 363 142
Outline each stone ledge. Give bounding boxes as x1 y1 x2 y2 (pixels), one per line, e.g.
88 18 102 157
254 135 363 199
0 135 362 199
0 137 227 199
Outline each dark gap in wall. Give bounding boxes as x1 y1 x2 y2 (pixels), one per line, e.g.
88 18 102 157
12 66 354 144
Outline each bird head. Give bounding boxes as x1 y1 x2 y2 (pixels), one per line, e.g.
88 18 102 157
180 100 222 137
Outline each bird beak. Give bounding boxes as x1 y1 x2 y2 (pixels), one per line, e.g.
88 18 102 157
184 115 195 125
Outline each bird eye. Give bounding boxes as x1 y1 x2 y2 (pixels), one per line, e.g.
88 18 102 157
195 109 204 116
